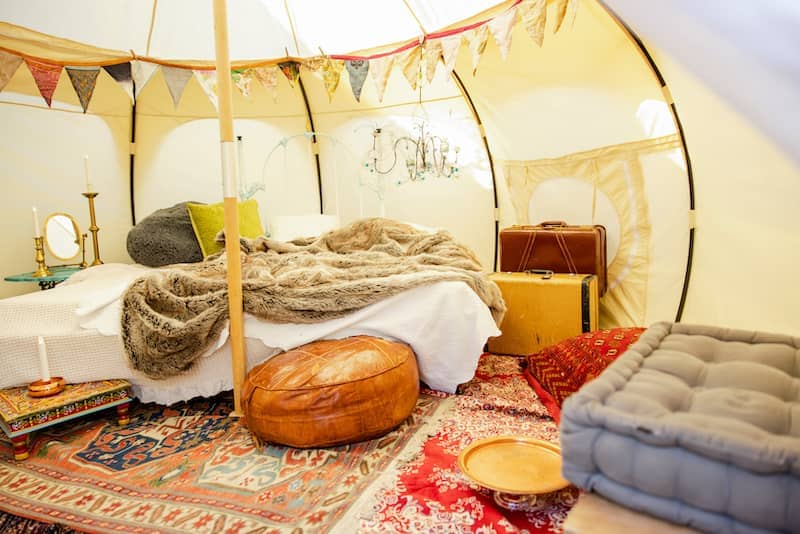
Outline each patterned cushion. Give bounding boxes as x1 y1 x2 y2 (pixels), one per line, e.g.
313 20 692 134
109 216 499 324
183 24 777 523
526 327 645 406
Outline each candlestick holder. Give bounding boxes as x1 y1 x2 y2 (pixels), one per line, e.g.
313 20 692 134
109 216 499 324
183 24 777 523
32 236 51 277
82 192 103 266
28 377 65 398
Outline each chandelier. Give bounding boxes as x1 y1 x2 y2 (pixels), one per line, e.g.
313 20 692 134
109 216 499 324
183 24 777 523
365 118 460 183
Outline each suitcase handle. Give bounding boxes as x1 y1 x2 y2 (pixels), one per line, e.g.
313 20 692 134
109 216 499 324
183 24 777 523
538 220 567 227
524 269 554 279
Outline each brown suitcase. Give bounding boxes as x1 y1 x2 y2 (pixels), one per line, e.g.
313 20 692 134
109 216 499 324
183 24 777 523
499 221 608 296
487 271 599 356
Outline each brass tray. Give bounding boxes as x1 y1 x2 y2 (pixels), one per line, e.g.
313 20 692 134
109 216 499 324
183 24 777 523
457 435 569 495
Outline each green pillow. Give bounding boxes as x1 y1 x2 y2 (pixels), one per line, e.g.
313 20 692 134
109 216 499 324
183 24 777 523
187 199 265 257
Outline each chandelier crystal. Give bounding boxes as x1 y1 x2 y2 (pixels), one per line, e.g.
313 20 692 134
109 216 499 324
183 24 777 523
366 118 460 183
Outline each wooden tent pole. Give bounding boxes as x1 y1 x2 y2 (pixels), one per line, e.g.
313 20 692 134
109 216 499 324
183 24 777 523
213 0 246 417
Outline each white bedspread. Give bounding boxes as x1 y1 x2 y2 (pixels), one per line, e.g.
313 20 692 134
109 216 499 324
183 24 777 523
0 263 500 404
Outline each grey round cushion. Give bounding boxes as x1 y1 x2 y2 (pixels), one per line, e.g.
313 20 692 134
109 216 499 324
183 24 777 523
126 202 204 266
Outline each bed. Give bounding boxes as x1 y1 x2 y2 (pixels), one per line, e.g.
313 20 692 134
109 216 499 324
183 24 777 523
0 219 504 405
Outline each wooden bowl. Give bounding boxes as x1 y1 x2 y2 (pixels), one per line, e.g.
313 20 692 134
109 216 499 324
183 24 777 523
457 435 570 511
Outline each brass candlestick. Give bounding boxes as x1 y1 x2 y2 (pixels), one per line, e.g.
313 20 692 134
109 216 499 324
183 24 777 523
82 192 103 266
32 236 51 277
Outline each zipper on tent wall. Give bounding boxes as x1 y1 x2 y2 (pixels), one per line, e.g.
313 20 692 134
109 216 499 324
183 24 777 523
598 1 696 323
450 69 500 273
296 75 324 214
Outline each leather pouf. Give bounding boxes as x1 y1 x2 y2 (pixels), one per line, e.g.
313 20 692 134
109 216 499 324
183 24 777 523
242 336 420 448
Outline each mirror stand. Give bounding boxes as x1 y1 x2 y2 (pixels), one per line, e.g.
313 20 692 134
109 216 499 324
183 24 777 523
79 233 88 269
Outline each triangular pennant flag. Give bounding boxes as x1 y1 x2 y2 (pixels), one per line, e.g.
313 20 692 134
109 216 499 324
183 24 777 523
399 46 422 91
345 59 369 102
302 56 327 72
252 66 278 101
231 68 253 97
0 51 23 92
553 0 578 33
132 60 158 99
423 40 442 84
369 55 394 103
66 66 100 113
103 63 133 100
519 0 547 47
466 25 489 74
278 61 299 87
25 59 61 107
487 6 517 60
439 35 462 78
194 70 218 110
161 66 193 107
320 59 344 103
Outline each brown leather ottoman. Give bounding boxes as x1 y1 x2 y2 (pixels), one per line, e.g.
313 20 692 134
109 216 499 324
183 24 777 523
242 335 420 448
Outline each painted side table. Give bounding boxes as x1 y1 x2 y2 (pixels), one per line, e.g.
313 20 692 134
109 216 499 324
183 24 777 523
0 379 132 461
4 265 83 290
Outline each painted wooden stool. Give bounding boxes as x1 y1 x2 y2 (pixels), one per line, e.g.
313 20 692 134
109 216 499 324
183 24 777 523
0 379 132 460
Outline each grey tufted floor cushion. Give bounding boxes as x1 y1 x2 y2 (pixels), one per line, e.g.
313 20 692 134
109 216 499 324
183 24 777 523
560 321 800 534
126 201 204 266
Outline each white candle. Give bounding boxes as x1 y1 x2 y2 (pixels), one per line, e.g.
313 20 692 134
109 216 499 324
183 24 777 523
84 155 93 192
32 206 41 237
37 336 51 382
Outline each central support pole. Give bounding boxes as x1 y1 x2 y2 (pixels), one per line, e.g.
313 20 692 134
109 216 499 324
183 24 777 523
213 0 246 417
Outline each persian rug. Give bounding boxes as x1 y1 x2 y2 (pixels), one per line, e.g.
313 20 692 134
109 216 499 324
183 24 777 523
0 354 577 533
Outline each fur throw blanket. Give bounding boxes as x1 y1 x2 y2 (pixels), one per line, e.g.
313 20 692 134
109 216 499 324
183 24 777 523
122 218 506 379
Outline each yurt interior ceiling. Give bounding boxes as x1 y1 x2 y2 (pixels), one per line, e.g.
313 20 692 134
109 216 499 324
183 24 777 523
1 0 798 336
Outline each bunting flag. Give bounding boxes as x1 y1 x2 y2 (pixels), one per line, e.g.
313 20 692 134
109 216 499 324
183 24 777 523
439 34 462 78
553 0 578 33
162 66 193 107
487 6 517 60
320 59 344 103
369 55 394 102
423 40 442 84
345 59 369 102
278 61 300 87
102 62 133 100
252 66 278 100
466 25 489 74
399 46 422 91
132 60 158 99
65 66 100 113
25 59 62 107
0 51 23 92
301 56 327 72
519 0 547 46
231 68 253 97
194 69 218 110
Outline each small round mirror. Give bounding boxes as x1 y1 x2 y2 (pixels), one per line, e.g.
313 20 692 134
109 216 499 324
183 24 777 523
44 213 81 260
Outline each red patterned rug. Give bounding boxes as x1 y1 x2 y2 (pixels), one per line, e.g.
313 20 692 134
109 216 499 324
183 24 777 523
0 354 577 533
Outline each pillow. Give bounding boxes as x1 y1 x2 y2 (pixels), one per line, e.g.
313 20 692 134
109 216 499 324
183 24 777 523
267 214 340 242
126 201 204 266
187 199 265 257
525 327 646 411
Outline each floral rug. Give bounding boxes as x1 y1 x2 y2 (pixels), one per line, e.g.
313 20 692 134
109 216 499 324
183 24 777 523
0 354 577 533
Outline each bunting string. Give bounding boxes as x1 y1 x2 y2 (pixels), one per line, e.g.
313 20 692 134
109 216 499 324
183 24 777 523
0 0 576 109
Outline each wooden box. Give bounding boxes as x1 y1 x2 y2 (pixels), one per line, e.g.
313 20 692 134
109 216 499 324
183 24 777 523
488 271 599 356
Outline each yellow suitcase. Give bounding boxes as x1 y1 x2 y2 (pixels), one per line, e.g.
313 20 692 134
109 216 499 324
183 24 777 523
488 271 599 356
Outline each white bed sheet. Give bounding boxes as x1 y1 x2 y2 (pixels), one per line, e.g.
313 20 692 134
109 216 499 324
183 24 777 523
0 263 500 404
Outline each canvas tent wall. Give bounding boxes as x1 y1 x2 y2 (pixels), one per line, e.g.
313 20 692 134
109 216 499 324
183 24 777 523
0 0 797 336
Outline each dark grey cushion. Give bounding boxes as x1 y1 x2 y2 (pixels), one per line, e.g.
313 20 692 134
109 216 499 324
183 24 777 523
126 202 204 266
